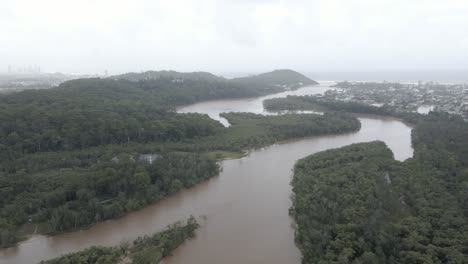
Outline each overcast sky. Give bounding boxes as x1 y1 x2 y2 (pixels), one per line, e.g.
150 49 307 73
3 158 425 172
1 0 468 75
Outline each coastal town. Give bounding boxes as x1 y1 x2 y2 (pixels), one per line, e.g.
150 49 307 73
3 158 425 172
326 81 468 119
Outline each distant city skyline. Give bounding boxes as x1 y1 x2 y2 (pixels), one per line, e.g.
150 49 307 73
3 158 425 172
6 64 41 74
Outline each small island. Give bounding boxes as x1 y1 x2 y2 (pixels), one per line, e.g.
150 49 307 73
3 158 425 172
39 217 199 264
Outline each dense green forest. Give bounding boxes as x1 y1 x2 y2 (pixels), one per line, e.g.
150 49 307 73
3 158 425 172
0 111 360 247
1 70 361 248
111 70 225 82
264 95 396 115
0 152 216 241
113 69 318 87
211 112 360 151
291 111 468 263
0 70 316 157
263 95 422 124
39 217 199 264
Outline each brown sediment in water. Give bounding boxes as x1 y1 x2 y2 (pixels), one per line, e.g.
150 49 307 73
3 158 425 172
0 83 413 264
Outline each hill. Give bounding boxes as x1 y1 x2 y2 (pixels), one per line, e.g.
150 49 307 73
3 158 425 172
232 69 318 87
111 70 224 82
111 69 318 90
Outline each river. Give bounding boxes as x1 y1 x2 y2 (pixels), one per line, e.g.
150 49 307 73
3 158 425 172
0 82 413 264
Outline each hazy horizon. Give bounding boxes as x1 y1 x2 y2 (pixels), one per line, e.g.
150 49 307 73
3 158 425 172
2 69 468 84
2 0 468 76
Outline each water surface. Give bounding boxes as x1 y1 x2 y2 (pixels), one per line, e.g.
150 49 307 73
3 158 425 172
0 82 413 264
177 82 333 126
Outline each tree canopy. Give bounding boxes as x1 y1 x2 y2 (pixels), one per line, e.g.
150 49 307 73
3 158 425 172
39 217 199 264
291 112 468 264
0 71 343 248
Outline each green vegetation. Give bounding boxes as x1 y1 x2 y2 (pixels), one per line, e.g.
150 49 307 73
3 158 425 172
292 142 399 263
0 70 316 158
264 95 422 124
264 95 395 115
39 217 199 264
278 95 468 263
231 69 318 87
111 70 225 82
113 69 319 88
0 78 227 157
0 70 356 248
292 112 468 263
209 112 361 151
0 151 216 244
0 111 361 247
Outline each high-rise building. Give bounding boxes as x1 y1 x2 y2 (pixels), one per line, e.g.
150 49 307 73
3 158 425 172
8 65 12 73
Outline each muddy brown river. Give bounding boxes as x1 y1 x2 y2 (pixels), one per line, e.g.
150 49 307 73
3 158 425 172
0 82 413 264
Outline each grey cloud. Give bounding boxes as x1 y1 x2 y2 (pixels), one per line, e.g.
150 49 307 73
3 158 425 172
1 0 467 75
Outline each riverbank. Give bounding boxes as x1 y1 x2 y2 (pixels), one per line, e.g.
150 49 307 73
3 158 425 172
0 72 320 249
1 82 414 264
291 115 468 262
39 217 199 264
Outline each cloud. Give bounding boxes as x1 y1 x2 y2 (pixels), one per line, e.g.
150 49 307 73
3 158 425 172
1 0 467 74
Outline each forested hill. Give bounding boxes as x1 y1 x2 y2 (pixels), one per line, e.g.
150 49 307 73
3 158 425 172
0 70 317 157
112 69 318 88
231 69 318 87
0 71 314 156
111 70 224 82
